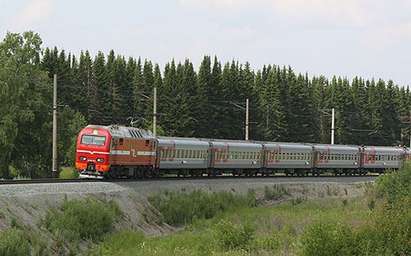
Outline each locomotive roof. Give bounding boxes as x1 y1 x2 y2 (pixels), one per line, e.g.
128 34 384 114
86 125 154 139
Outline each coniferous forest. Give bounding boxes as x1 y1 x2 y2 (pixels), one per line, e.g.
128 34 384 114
1 31 410 178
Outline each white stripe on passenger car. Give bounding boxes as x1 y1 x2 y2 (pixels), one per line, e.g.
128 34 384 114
110 150 131 156
136 151 156 156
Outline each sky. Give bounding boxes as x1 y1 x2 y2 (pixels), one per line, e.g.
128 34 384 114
1 0 410 86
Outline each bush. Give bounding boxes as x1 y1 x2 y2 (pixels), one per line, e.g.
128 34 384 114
370 196 411 255
0 228 30 256
263 185 289 201
214 220 254 251
59 167 79 179
376 163 411 204
300 222 358 256
45 198 120 241
300 161 411 256
149 190 256 225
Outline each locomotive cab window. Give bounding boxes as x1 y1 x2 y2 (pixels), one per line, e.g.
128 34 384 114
81 135 106 146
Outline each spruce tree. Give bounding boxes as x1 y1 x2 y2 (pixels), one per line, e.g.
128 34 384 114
90 51 109 124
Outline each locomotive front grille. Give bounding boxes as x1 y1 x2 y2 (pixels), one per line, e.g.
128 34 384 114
87 162 96 171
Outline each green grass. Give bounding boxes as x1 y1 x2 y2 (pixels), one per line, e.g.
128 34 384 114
0 228 30 256
89 197 371 256
44 197 121 242
300 164 411 256
148 190 256 226
59 166 79 179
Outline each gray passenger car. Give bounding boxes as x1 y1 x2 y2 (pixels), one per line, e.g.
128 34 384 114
263 143 312 175
362 146 404 172
313 144 361 175
157 137 209 171
209 140 263 173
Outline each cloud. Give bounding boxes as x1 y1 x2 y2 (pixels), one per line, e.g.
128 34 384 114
364 22 411 50
10 0 54 30
178 0 369 27
178 0 253 9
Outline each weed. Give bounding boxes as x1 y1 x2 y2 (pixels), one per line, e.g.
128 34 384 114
263 185 289 201
367 199 375 210
214 219 254 251
300 222 357 256
149 190 256 226
59 167 79 179
44 198 121 242
0 228 30 256
291 197 305 206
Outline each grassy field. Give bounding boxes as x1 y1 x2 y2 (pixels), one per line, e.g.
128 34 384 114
0 165 408 255
88 196 373 256
88 164 411 256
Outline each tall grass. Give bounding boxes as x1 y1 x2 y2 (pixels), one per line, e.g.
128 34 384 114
214 219 255 251
44 197 121 242
59 166 79 179
300 163 411 256
149 190 256 225
263 185 289 201
0 228 30 256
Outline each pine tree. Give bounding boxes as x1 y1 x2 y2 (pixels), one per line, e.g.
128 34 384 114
132 57 144 122
196 56 213 138
90 51 109 124
73 51 93 120
261 68 287 140
124 57 137 122
161 60 178 135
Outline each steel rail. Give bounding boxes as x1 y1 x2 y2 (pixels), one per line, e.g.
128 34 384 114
0 174 379 185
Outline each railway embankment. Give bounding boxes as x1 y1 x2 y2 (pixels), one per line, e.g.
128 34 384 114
0 176 374 236
0 176 383 255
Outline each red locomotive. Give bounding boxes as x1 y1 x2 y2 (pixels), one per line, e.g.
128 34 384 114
75 125 158 178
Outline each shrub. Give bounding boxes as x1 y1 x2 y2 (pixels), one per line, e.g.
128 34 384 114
369 196 411 255
0 228 30 256
149 190 256 225
300 222 358 256
59 167 79 179
44 198 120 241
263 185 289 201
214 220 254 251
376 163 411 204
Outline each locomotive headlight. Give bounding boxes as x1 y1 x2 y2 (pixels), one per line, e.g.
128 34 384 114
96 158 104 163
80 156 87 161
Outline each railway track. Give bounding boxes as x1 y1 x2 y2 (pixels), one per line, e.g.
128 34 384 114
0 173 379 185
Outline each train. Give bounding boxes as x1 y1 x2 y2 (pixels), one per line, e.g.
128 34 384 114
75 125 410 179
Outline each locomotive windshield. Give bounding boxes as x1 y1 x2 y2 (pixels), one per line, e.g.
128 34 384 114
81 135 106 146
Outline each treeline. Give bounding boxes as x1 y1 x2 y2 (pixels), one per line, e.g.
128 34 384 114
1 31 410 178
44 45 411 145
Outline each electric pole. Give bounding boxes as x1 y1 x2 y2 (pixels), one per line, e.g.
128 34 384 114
153 86 157 137
245 98 249 141
52 74 58 177
331 108 335 145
